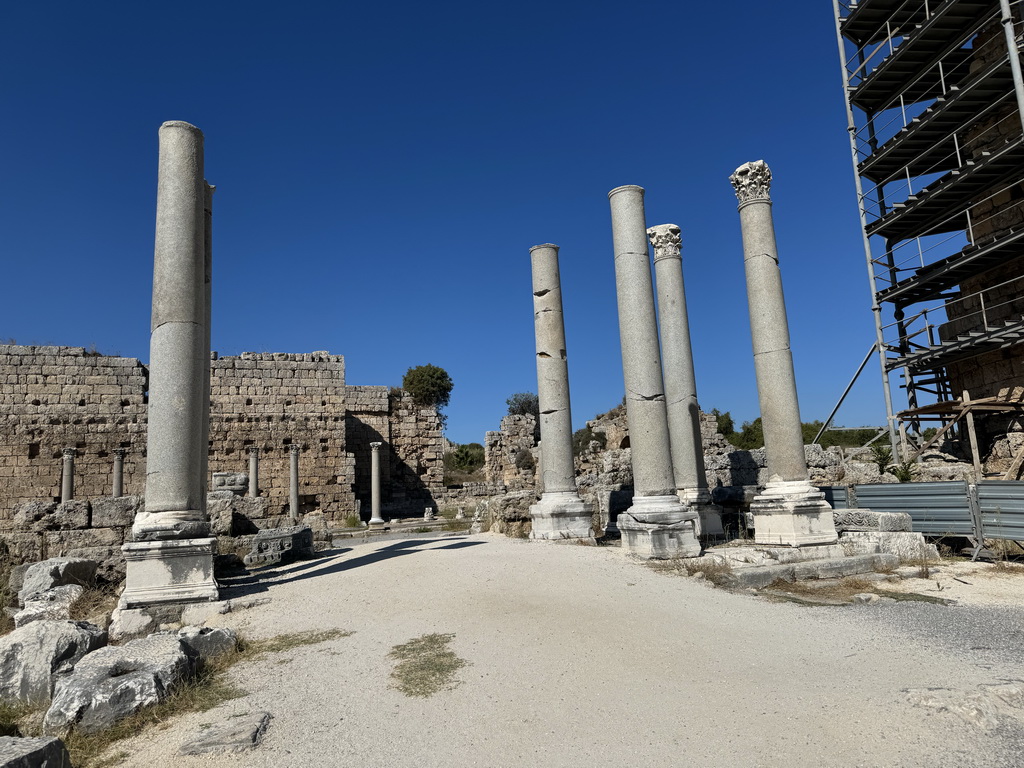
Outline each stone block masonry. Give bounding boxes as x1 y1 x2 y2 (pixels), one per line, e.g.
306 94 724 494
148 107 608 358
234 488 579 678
0 344 444 541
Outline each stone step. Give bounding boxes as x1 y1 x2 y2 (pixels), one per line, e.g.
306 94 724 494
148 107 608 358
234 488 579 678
719 553 899 590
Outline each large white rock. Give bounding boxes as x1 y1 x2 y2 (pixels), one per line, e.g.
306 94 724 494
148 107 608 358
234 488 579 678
13 586 84 628
18 559 96 607
0 621 107 705
43 634 192 736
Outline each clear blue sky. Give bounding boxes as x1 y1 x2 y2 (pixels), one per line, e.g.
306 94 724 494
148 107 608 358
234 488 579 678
1 1 892 445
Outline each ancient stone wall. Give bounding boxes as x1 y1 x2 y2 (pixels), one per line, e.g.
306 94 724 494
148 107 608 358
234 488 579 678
346 386 444 515
0 345 444 526
208 352 352 519
0 345 148 516
941 18 1024 406
483 414 537 491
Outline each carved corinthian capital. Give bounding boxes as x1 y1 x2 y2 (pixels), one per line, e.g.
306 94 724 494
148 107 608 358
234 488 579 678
646 224 682 262
730 160 772 203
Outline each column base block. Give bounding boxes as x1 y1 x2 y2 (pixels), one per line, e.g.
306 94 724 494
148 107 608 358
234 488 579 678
618 494 701 559
677 488 725 537
750 480 838 547
530 492 593 540
120 537 218 608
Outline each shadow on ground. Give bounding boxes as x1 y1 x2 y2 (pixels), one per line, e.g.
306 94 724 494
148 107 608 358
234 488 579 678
220 537 486 599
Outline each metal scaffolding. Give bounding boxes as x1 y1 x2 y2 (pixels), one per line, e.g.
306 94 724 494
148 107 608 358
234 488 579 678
833 0 1024 455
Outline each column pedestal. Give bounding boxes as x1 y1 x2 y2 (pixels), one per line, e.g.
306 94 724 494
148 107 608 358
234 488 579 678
677 487 724 537
617 495 700 559
529 492 593 541
120 537 218 608
749 480 836 547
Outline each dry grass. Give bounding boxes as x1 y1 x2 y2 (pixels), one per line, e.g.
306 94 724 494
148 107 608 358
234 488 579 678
648 556 733 585
388 633 468 698
69 583 120 626
766 577 876 602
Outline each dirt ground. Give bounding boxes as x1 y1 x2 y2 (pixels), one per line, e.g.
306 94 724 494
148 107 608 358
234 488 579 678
103 534 1024 767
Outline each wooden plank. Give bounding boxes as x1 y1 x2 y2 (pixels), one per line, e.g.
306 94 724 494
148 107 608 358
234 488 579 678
963 390 983 481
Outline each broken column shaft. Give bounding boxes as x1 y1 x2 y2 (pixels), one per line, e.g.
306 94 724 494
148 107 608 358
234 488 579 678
647 224 722 536
528 244 591 540
608 185 700 558
730 160 837 547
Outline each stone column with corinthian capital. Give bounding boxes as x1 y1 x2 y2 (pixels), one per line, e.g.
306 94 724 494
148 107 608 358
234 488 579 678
730 160 836 546
647 224 723 536
607 185 700 559
528 244 592 540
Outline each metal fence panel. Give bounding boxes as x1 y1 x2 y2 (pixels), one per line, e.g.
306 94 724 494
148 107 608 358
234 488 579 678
819 486 849 509
852 482 973 536
977 481 1024 541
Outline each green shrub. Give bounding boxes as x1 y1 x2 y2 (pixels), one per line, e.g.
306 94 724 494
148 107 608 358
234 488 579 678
572 426 606 456
506 392 539 418
402 365 453 409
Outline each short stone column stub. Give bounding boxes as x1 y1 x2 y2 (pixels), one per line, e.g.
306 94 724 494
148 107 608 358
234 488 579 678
288 444 301 521
248 446 259 498
369 442 385 527
730 160 836 547
60 447 76 503
647 223 723 537
123 120 217 610
528 244 592 541
112 448 127 498
608 185 699 559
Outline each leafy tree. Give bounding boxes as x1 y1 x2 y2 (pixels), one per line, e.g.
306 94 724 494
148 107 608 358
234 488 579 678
506 392 539 418
448 442 484 472
729 418 764 450
710 408 735 437
402 364 453 409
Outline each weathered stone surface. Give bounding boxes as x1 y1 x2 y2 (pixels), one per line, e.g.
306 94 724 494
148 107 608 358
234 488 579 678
177 627 237 662
179 601 232 627
179 711 271 755
834 509 912 532
0 736 72 767
90 495 141 529
11 503 57 533
108 608 156 642
211 472 248 494
19 559 96 607
719 553 899 590
14 586 84 628
11 502 90 534
243 526 313 568
43 634 192 736
840 531 940 562
0 621 107 705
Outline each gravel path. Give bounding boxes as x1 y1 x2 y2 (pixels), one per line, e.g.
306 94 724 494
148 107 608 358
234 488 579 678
110 534 1024 767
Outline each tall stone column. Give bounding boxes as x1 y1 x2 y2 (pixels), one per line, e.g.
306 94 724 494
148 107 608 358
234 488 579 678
369 442 385 527
647 224 723 537
122 120 217 608
248 446 259 498
112 448 127 498
730 161 837 547
528 244 591 540
607 185 700 559
61 447 75 503
289 444 301 521
200 183 214 513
